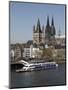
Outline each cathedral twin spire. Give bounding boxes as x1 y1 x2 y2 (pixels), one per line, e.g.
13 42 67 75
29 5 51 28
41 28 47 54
36 17 54 32
45 16 55 37
47 16 50 26
46 16 54 27
51 17 54 26
33 16 56 37
33 16 56 45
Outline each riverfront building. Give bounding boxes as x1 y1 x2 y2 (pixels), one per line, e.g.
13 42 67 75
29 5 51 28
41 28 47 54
10 16 65 60
33 19 45 45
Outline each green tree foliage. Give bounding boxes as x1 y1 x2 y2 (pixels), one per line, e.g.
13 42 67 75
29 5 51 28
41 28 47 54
41 48 53 60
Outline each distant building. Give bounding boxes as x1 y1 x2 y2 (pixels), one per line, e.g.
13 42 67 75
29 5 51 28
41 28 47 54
26 40 33 45
32 47 42 58
45 16 56 45
10 44 23 61
33 17 56 46
33 19 45 45
23 44 42 58
14 44 21 59
55 35 65 49
23 45 33 58
55 35 65 45
10 16 65 60
10 49 15 61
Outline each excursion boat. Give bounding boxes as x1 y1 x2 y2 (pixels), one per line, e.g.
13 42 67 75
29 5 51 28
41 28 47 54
16 61 58 72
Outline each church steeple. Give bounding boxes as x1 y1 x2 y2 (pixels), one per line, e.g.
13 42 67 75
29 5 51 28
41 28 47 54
37 18 40 26
58 26 61 37
33 18 43 45
36 18 42 33
47 16 50 26
33 25 35 33
50 17 56 36
51 17 54 26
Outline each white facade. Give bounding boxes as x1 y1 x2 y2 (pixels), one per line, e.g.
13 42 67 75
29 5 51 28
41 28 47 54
23 45 41 58
32 48 40 58
55 35 65 45
10 49 14 57
23 48 31 58
10 49 15 61
23 45 33 58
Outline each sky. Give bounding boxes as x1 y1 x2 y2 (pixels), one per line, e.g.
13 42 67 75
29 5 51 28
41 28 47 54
10 1 66 44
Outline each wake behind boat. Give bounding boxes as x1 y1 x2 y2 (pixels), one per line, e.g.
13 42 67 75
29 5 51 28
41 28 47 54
16 60 58 72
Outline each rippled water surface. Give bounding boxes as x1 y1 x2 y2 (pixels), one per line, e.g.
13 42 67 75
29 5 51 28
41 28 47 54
10 63 66 88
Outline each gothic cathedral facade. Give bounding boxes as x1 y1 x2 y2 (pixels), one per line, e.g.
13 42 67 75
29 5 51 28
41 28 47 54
33 16 56 46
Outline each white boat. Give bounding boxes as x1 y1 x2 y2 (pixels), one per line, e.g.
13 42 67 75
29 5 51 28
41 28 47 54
16 61 58 72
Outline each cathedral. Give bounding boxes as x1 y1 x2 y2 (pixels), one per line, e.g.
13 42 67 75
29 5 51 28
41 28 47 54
33 16 56 46
33 19 45 45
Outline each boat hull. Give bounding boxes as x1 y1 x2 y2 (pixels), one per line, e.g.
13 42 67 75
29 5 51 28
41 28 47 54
16 62 58 72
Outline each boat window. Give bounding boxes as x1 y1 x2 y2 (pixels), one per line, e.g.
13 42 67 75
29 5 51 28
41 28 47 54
25 66 28 67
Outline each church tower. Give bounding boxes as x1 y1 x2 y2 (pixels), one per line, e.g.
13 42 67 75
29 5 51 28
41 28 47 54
50 17 56 45
51 17 56 36
45 16 51 45
33 19 44 45
45 16 56 45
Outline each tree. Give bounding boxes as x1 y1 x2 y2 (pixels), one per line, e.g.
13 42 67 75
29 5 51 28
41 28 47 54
41 47 53 61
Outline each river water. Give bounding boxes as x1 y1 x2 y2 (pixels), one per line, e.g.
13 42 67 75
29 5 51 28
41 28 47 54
10 63 66 88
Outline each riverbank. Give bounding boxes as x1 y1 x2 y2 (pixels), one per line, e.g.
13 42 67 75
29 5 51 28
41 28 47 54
57 61 66 64
28 59 66 64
